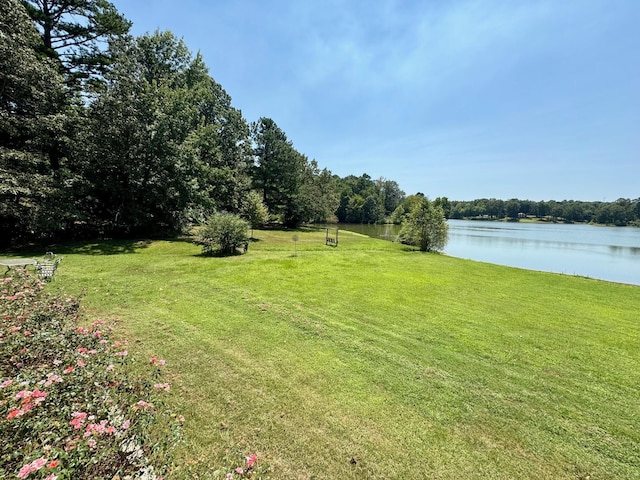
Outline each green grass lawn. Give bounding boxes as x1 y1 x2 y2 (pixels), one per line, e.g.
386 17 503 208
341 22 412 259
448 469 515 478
19 228 640 478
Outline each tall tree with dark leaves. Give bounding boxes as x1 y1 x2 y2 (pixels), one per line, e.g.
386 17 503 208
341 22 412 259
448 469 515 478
80 32 199 235
79 31 251 236
251 117 307 226
0 0 69 245
22 0 131 91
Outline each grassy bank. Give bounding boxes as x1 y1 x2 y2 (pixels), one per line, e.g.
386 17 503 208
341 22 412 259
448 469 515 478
18 228 640 478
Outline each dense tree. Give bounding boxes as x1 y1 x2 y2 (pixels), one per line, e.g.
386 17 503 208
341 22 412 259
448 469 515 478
251 118 338 227
251 118 297 222
335 174 393 223
448 197 640 226
379 178 405 216
77 31 252 235
433 196 451 218
77 32 193 235
22 0 131 90
399 196 449 252
296 160 339 223
0 0 70 244
182 58 251 215
505 198 521 219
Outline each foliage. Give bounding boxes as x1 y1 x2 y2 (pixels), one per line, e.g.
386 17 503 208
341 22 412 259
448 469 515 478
242 191 269 238
250 118 341 227
22 0 131 91
76 31 252 237
0 0 73 246
250 118 306 227
0 269 182 479
398 196 449 251
194 212 249 255
335 174 404 224
449 197 640 225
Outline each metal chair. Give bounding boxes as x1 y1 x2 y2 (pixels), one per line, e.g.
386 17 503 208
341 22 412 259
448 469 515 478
36 253 62 281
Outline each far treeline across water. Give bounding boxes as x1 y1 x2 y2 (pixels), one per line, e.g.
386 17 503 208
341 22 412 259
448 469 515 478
2 0 638 249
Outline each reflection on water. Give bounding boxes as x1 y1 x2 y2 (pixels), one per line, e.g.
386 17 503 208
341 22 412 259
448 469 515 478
336 221 640 285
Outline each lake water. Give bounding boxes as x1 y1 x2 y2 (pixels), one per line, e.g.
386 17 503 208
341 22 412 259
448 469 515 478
334 221 640 286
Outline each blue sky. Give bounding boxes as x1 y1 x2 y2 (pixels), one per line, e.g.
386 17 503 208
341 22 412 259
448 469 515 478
111 0 639 201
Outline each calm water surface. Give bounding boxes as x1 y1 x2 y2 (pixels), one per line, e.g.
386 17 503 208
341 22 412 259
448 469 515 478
336 221 640 286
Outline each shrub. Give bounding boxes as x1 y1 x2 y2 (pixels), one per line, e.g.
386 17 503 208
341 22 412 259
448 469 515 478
0 269 182 479
398 197 449 252
242 191 269 239
194 212 249 255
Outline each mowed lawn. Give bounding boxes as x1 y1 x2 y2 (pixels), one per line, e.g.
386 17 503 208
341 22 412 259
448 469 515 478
38 228 640 479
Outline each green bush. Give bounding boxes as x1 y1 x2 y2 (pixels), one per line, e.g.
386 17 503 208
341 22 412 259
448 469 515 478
398 197 449 252
195 212 249 256
0 269 182 479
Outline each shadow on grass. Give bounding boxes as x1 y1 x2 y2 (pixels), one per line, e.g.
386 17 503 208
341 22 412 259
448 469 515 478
194 249 247 258
47 239 154 256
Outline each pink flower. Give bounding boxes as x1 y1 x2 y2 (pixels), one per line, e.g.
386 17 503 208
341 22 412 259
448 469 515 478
149 357 166 365
77 327 90 334
114 350 128 357
10 326 21 332
153 383 170 391
70 411 87 429
17 457 48 478
44 475 58 480
44 373 63 387
31 458 47 470
16 390 32 400
235 467 244 474
226 474 233 480
122 419 131 429
17 465 31 479
77 347 88 354
135 400 153 409
106 364 115 371
46 460 60 468
76 360 86 368
0 379 13 388
63 366 74 374
246 453 258 468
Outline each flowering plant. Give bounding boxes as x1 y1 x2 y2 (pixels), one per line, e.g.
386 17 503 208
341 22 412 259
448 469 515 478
0 269 183 479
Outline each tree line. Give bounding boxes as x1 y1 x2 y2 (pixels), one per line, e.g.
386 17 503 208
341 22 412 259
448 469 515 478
1 0 384 246
1 0 635 249
444 198 640 226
